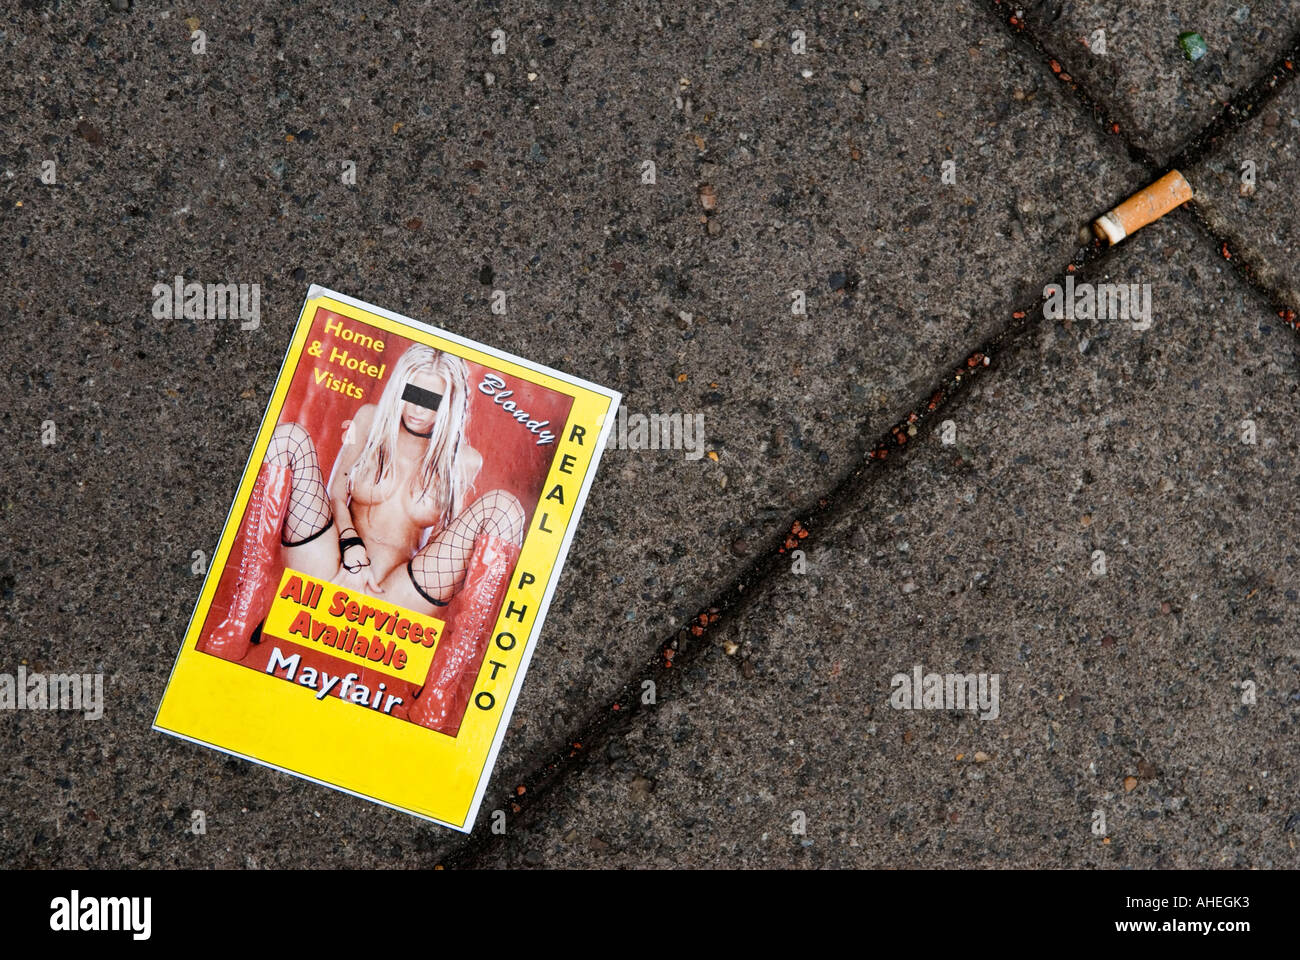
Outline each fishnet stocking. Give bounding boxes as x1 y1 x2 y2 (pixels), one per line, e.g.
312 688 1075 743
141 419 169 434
267 422 333 545
408 489 525 603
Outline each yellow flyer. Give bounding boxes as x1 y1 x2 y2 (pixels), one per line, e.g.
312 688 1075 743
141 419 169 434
154 287 620 831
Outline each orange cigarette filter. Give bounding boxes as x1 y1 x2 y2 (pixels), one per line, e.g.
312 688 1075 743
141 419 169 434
1092 170 1193 245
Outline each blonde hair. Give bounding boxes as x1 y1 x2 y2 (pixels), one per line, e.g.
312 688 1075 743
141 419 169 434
352 344 472 530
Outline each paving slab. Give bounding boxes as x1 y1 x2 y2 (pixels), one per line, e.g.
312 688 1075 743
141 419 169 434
1187 76 1300 311
0 0 1145 865
1022 0 1300 160
477 218 1300 868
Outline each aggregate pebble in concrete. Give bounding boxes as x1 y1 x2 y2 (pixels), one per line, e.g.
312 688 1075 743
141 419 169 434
0 1 1145 865
1022 0 1300 160
476 219 1300 868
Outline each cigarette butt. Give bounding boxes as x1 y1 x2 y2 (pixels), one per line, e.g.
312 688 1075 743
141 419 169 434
1092 170 1193 245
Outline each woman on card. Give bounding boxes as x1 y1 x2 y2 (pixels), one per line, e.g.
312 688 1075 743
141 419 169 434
204 344 525 735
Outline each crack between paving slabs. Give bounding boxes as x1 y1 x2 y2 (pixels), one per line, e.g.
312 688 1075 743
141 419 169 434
439 8 1300 867
982 0 1300 327
436 238 1134 867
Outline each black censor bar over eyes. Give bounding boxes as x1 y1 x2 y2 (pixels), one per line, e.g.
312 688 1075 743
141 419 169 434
402 383 442 411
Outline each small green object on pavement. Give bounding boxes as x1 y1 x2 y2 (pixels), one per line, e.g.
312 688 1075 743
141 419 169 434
1178 31 1208 62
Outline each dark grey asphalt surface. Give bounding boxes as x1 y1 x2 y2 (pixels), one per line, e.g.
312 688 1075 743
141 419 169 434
482 218 1300 867
1025 0 1300 160
1190 75 1300 308
1 1 1298 868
